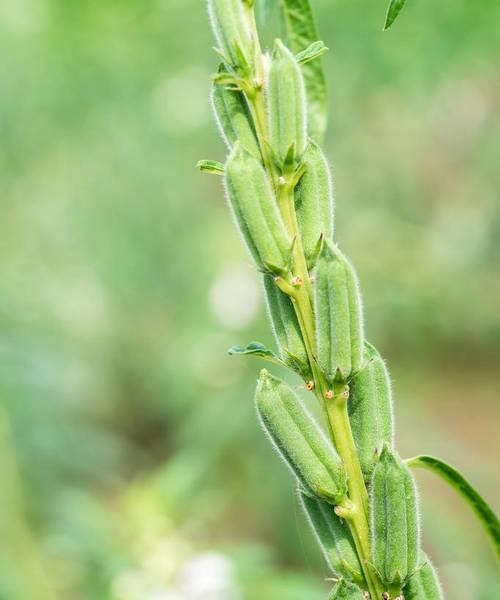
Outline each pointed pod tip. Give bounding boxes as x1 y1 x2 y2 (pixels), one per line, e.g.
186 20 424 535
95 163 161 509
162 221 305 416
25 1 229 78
317 237 340 263
379 443 395 461
258 368 275 386
272 38 294 60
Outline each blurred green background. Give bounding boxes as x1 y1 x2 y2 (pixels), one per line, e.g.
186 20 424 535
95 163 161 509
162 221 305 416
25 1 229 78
1 0 499 598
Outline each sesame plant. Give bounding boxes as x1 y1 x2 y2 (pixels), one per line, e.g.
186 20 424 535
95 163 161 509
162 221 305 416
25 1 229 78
198 1 500 598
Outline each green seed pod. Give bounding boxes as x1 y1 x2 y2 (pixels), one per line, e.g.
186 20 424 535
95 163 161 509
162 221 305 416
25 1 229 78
328 579 366 600
211 71 261 158
314 240 364 382
348 342 394 479
207 0 254 68
225 144 292 269
403 556 444 600
295 140 334 266
299 492 364 584
256 370 346 503
371 446 420 588
263 274 309 369
268 39 308 163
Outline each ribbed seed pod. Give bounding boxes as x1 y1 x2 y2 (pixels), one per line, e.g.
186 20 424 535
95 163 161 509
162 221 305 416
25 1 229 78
207 0 254 68
348 342 394 479
211 71 261 157
403 556 444 600
314 240 364 382
256 370 346 503
225 144 292 269
268 39 308 163
328 579 366 600
263 274 308 368
300 492 364 584
371 446 420 588
295 139 334 266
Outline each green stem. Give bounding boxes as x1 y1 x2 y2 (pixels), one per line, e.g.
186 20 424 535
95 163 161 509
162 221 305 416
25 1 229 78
327 388 384 599
242 7 385 598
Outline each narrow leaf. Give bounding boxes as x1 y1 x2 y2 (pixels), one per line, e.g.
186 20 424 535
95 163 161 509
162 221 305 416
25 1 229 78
228 341 282 364
407 455 500 558
384 0 408 31
280 0 328 143
196 159 225 175
296 41 329 65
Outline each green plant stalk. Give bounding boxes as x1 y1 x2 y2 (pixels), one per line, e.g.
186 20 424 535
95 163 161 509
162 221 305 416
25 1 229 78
238 34 384 598
241 15 385 600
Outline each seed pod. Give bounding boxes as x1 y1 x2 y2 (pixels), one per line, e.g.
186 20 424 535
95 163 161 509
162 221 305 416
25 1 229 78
328 579 366 600
207 0 254 68
348 342 394 479
371 446 420 588
268 39 308 163
403 556 444 600
211 71 261 158
263 274 309 369
300 492 364 584
225 144 292 269
294 140 334 266
256 370 346 503
314 240 364 382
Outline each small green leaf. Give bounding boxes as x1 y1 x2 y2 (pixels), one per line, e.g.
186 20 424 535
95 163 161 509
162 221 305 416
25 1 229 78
407 454 500 559
280 0 328 143
228 341 282 365
212 70 239 86
384 0 408 31
295 41 329 65
261 260 289 278
196 160 225 175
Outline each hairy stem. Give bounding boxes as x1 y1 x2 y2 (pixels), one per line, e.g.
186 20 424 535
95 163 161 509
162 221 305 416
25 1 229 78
243 7 385 598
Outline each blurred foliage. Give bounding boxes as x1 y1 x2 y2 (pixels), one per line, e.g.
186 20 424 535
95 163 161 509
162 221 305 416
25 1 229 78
0 0 499 598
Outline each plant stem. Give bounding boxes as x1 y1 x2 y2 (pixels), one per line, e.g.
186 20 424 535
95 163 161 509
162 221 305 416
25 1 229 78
243 7 385 598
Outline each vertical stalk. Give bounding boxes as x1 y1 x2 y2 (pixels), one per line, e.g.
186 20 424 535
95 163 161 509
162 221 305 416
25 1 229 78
241 6 385 598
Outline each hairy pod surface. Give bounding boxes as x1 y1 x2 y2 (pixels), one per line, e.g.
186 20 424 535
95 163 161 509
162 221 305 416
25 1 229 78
300 492 364 583
225 145 291 269
403 556 444 600
268 39 308 163
211 75 260 157
371 446 420 587
328 579 366 600
348 342 394 479
314 240 364 382
295 140 334 266
255 370 346 503
207 0 254 68
263 274 309 369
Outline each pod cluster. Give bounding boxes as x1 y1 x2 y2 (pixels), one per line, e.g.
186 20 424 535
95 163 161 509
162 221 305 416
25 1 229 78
268 39 308 164
207 4 440 600
295 140 334 267
225 145 292 270
348 342 394 479
256 370 346 504
371 446 420 588
314 240 364 383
